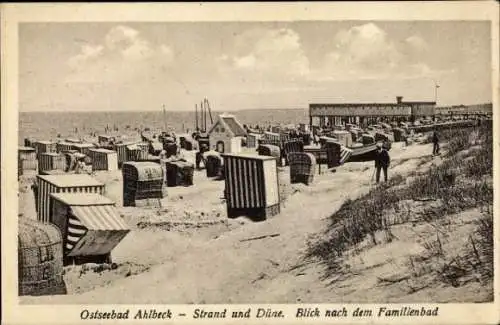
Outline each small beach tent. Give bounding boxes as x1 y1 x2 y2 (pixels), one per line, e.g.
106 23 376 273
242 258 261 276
345 124 356 131
222 153 280 221
246 133 262 149
283 139 304 155
19 146 37 161
114 141 137 167
333 130 353 148
98 135 117 147
56 141 74 153
380 123 392 130
164 142 178 158
18 217 66 296
71 142 95 156
208 114 247 154
271 126 281 133
163 160 194 187
326 141 354 167
126 143 149 162
137 142 150 155
261 132 282 147
362 133 376 145
88 148 118 171
375 131 395 144
298 123 310 133
122 161 164 207
319 136 337 148
34 141 57 157
36 174 105 223
303 147 328 165
202 151 223 178
392 128 405 142
349 130 358 143
24 138 36 148
149 141 164 156
38 153 66 174
257 144 282 166
18 146 37 170
18 155 23 178
50 193 130 265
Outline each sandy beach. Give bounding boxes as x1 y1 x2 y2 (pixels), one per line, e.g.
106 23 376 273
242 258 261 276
17 139 492 304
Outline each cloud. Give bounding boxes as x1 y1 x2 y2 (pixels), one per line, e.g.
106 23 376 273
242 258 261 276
317 23 444 81
220 28 310 79
321 23 403 78
66 25 174 83
67 44 104 69
405 35 429 52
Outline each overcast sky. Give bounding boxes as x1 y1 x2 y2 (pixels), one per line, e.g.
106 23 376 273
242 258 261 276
19 21 492 112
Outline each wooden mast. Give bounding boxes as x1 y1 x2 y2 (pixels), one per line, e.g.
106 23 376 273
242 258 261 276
162 104 167 132
195 104 198 131
205 98 213 125
201 100 205 132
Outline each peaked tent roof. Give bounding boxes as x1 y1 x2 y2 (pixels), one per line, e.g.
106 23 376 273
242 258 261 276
208 114 247 137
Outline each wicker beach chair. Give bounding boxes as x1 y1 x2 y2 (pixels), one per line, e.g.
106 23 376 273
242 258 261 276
257 144 282 166
18 217 66 296
288 152 316 185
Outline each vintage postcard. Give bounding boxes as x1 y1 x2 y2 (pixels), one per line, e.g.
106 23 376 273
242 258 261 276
2 2 499 324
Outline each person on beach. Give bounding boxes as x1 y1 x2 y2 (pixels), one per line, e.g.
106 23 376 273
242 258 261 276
374 143 390 183
432 130 440 155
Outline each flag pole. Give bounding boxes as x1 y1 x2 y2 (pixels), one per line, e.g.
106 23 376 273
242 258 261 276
434 81 440 104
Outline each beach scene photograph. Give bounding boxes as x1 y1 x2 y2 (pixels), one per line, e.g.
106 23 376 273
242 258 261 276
14 16 494 307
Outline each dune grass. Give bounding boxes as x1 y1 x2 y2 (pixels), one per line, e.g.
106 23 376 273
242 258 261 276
307 123 493 284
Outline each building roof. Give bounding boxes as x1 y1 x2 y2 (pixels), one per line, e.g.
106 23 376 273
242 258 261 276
51 193 114 206
310 103 408 107
208 114 247 137
36 140 55 144
310 101 436 108
401 101 436 105
222 116 247 136
37 174 104 187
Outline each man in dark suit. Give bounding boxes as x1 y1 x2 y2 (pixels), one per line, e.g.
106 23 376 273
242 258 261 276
374 143 390 183
432 130 440 155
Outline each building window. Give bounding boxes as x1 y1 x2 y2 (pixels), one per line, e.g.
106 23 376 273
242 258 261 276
221 127 225 133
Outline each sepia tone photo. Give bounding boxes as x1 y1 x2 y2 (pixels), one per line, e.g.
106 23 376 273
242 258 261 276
2 2 499 324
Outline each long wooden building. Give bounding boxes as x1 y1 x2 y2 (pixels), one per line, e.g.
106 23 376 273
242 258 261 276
309 96 436 129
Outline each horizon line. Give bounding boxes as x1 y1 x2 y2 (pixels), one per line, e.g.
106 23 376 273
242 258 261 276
19 107 309 113
19 101 493 114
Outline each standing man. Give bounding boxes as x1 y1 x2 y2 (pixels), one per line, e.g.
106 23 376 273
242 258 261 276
374 143 390 183
432 130 440 155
